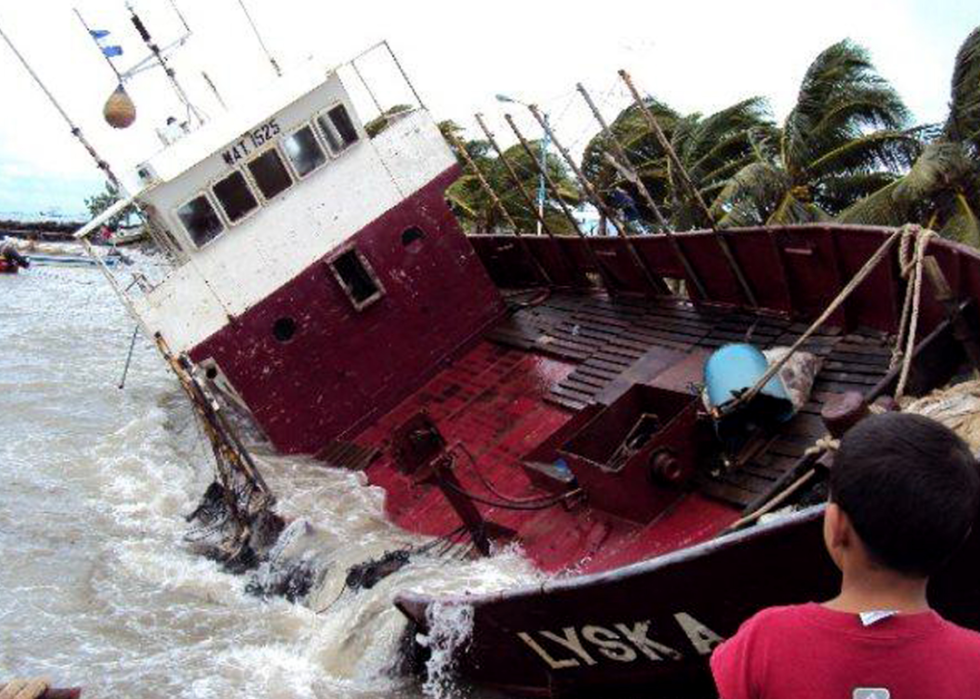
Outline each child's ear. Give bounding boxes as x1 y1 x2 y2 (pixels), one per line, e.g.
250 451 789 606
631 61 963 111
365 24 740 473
824 503 849 565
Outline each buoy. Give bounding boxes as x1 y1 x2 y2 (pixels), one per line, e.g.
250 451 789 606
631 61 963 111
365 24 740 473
103 84 136 129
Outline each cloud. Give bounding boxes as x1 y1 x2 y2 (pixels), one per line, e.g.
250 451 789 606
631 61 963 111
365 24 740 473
0 0 970 217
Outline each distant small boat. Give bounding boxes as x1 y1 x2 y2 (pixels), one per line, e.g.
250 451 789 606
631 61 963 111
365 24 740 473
27 252 125 267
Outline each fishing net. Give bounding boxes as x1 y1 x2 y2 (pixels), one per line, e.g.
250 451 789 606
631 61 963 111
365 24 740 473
902 378 980 453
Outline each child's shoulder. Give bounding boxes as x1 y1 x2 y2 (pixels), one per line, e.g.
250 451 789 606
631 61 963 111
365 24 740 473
732 603 812 636
714 604 812 659
936 616 980 655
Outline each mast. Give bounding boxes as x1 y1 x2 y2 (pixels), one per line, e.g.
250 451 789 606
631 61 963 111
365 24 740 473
126 1 204 127
73 8 123 83
0 20 121 189
235 0 281 78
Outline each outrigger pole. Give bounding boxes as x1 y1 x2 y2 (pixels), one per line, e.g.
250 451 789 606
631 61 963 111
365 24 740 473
575 82 709 300
618 70 759 307
473 113 558 240
0 21 121 190
527 104 669 294
445 130 553 286
503 113 617 291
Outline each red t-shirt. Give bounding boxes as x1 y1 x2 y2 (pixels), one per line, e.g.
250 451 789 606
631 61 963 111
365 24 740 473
711 603 980 698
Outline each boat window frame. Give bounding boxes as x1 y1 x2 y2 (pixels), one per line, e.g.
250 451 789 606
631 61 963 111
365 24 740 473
243 143 296 204
280 121 330 180
326 244 385 311
314 101 361 156
173 191 227 250
209 166 261 227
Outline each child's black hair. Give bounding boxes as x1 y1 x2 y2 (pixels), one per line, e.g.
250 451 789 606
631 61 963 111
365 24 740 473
831 412 980 577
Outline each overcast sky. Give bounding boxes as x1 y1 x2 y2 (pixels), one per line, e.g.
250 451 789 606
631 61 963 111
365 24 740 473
0 0 975 219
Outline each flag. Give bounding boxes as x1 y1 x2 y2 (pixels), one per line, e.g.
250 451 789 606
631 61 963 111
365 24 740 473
89 29 123 58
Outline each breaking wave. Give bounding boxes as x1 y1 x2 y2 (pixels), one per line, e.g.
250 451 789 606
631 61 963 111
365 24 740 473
0 258 539 699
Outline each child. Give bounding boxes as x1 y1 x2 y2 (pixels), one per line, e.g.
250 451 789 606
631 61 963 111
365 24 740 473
711 412 980 698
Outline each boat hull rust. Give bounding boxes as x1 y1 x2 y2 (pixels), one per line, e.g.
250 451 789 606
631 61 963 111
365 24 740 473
396 503 980 698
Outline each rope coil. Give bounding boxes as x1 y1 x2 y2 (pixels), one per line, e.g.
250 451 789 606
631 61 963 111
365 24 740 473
892 225 937 400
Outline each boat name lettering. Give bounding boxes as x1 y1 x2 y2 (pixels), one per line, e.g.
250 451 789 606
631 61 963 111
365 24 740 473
221 119 282 165
516 613 724 670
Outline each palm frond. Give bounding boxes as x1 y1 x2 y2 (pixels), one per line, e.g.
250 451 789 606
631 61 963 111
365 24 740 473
713 161 791 227
945 25 980 149
940 192 980 247
766 192 828 225
807 130 922 179
836 179 911 226
816 171 899 213
782 40 911 177
893 141 975 201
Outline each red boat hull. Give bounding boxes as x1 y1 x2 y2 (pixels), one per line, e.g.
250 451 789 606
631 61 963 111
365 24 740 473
396 504 980 697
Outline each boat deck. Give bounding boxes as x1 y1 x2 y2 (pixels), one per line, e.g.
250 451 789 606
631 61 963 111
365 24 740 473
488 292 895 508
355 290 895 573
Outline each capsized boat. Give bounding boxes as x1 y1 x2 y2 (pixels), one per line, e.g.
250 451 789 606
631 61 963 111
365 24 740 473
65 39 980 699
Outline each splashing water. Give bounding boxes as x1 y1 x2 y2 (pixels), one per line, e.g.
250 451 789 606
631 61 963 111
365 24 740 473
0 257 540 698
418 603 474 699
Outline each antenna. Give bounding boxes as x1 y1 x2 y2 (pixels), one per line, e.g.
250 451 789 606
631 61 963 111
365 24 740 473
236 0 281 78
125 0 204 127
201 71 227 111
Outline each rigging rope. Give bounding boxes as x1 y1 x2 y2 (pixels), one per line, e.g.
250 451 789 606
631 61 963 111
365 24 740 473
733 224 931 411
892 225 937 400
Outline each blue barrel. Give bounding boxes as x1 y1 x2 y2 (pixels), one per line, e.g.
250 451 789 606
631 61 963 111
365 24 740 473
704 344 794 422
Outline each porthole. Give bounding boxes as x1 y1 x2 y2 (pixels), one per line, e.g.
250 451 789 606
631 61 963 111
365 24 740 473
205 366 219 380
401 227 425 247
273 317 297 343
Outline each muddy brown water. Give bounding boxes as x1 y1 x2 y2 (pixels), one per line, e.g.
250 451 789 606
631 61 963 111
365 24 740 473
0 260 541 699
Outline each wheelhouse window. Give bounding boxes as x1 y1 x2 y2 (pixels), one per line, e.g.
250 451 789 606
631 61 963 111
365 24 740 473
317 104 359 153
329 248 383 310
176 195 224 247
282 125 327 178
246 148 293 200
212 170 258 223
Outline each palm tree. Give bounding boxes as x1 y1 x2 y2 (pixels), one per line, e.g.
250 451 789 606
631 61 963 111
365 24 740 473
715 40 923 227
441 120 581 234
581 97 776 231
838 27 980 246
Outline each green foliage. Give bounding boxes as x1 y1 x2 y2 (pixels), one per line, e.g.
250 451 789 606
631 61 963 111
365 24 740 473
440 120 581 234
84 182 139 229
716 40 922 227
433 29 980 248
580 95 778 231
365 104 415 138
838 26 980 246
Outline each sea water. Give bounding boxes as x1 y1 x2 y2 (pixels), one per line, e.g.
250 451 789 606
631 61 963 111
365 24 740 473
0 259 539 698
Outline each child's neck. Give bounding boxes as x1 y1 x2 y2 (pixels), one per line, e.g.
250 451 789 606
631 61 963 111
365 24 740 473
825 565 930 614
